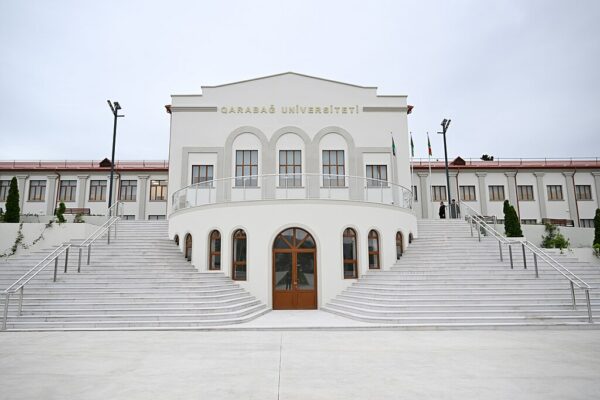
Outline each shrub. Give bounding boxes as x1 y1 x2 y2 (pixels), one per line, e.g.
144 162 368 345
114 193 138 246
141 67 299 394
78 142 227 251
541 223 570 252
594 208 600 247
4 177 20 223
73 213 85 223
503 201 523 237
56 202 66 223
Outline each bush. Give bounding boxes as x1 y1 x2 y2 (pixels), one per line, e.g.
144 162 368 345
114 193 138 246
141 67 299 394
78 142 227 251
594 208 600 247
4 177 20 223
56 202 66 223
73 213 85 223
541 223 570 251
593 243 600 258
503 201 523 237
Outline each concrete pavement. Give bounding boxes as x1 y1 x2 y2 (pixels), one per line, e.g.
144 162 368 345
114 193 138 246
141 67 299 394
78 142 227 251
1 330 599 399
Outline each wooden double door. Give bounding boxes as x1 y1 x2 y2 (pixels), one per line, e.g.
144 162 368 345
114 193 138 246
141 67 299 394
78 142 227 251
272 228 317 309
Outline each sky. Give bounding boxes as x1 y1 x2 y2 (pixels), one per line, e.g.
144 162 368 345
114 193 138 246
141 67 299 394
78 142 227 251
0 0 599 161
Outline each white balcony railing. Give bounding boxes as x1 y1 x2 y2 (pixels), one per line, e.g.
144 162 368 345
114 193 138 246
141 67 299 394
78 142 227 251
171 173 413 212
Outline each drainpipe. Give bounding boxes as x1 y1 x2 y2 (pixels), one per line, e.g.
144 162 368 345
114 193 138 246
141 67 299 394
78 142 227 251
572 171 580 225
54 171 61 215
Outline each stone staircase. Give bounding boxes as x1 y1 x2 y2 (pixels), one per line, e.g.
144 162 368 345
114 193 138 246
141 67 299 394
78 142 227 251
323 219 600 328
1 220 267 330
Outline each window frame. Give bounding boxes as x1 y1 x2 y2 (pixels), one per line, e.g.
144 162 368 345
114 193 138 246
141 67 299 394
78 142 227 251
366 165 388 188
28 180 46 202
575 185 592 201
322 150 346 187
209 230 221 271
412 185 418 202
278 150 302 187
396 231 404 260
235 150 259 187
368 230 380 270
488 185 505 202
517 185 535 201
546 185 564 201
89 180 107 202
58 180 77 202
0 180 10 202
232 229 247 281
432 185 447 202
149 179 168 201
459 185 477 202
191 165 214 186
119 180 138 202
342 228 358 279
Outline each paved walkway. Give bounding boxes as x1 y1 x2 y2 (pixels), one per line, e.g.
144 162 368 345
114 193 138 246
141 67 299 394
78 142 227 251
1 330 599 400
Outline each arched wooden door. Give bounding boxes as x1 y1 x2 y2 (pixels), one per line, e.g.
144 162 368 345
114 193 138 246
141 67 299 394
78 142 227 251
396 231 404 260
185 234 192 261
273 228 317 310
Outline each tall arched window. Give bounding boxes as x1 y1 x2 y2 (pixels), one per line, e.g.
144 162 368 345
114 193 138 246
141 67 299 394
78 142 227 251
343 228 358 279
232 229 247 280
209 230 221 270
185 234 193 262
174 234 179 246
368 230 380 269
396 231 404 260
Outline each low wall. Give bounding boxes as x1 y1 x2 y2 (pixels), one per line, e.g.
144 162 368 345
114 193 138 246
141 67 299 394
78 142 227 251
521 225 595 248
0 223 97 257
20 215 108 226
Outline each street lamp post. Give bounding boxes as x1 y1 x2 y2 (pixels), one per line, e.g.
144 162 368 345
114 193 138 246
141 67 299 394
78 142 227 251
438 119 452 218
107 100 124 213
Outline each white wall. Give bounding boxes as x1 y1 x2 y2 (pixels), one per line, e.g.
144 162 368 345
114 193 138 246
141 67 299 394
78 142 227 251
0 223 97 256
521 225 595 248
169 200 417 308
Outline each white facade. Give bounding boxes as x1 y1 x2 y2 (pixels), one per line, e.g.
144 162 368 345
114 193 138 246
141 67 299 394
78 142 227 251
166 72 416 310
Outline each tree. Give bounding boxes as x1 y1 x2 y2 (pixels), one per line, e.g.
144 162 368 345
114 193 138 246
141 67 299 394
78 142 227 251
481 154 494 161
503 200 510 235
541 223 569 250
594 208 600 246
4 177 20 223
56 202 66 223
503 200 523 237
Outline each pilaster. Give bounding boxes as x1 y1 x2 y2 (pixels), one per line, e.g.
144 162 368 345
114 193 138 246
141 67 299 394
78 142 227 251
504 171 518 210
45 175 58 216
448 171 459 203
476 172 487 215
138 175 150 220
15 175 28 210
77 175 89 208
417 172 429 219
592 172 600 209
563 171 579 226
533 172 547 220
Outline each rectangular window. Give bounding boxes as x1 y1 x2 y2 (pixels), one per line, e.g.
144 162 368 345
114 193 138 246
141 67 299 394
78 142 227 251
0 180 10 201
119 180 137 201
58 180 77 202
520 219 537 225
89 180 107 202
28 180 46 201
580 219 594 228
191 165 214 186
235 150 258 187
575 185 592 200
122 215 135 220
517 185 535 201
412 185 418 202
149 180 168 201
322 150 345 187
459 185 476 201
148 215 165 220
488 185 505 202
279 150 302 187
366 165 388 187
547 185 564 201
432 185 447 202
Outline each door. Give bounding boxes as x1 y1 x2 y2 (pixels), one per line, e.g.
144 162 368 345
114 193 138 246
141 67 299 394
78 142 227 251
185 234 192 261
273 228 317 309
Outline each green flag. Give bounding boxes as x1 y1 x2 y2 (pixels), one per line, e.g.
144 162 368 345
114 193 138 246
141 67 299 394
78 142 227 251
427 133 432 156
391 136 396 156
410 134 414 157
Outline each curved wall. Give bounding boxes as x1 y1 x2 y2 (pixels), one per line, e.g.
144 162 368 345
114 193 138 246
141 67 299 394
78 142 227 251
169 200 417 307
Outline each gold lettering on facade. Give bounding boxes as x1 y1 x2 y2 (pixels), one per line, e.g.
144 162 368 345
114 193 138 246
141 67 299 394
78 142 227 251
219 105 363 115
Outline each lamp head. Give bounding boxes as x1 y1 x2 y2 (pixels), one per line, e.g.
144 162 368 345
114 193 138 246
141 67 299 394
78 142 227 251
114 102 121 110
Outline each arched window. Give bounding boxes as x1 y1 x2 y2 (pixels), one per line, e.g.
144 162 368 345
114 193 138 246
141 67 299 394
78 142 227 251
174 234 179 246
396 231 403 260
368 230 380 269
343 228 358 278
185 234 192 262
409 233 414 244
209 230 221 270
232 229 247 280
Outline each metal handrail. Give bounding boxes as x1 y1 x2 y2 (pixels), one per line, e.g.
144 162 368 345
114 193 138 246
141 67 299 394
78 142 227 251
171 173 414 212
1 203 123 330
107 201 124 218
460 201 593 322
2 243 72 330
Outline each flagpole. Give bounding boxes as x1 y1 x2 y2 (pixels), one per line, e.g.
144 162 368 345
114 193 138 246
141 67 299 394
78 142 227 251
427 132 432 219
409 132 414 208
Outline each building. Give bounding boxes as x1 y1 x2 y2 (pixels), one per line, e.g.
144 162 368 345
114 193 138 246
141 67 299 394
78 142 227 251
1 73 599 312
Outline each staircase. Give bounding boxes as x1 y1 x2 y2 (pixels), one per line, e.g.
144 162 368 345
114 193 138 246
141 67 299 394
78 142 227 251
323 219 600 328
1 220 267 330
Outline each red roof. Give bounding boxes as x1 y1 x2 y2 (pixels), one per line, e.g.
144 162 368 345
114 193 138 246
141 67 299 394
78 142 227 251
411 158 600 170
0 160 169 171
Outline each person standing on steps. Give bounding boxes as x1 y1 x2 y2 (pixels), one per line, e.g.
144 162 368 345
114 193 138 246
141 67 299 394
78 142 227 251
450 199 461 219
439 201 446 219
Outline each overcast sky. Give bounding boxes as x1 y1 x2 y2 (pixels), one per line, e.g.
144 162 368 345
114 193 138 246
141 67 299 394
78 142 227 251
1 0 599 161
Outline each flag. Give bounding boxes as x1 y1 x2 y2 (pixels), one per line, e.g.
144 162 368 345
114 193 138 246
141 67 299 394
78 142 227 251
410 133 414 157
391 136 396 156
427 133 432 156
